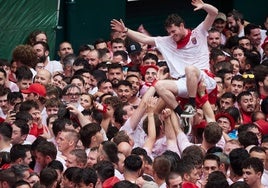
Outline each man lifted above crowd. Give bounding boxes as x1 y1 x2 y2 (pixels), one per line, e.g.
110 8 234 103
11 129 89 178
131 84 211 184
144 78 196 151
111 0 218 119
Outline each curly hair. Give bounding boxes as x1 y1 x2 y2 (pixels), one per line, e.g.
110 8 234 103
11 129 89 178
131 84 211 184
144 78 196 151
12 45 38 68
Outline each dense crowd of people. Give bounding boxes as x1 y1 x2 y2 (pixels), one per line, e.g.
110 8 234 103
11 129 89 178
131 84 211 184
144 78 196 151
0 0 268 187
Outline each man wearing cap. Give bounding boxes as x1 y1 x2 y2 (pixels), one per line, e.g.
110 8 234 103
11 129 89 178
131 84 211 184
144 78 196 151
127 42 144 67
111 0 218 118
20 82 47 125
212 12 227 45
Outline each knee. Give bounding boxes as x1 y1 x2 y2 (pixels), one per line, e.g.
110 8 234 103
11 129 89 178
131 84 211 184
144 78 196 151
185 66 199 77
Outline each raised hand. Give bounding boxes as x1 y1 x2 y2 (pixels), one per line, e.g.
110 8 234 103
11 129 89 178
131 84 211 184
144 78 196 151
191 0 205 11
110 19 126 32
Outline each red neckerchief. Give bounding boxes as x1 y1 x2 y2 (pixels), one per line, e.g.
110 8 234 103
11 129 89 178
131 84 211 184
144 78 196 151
176 29 192 49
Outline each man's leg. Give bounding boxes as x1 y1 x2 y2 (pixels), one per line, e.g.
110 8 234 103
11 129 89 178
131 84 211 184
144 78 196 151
154 80 179 110
185 65 200 108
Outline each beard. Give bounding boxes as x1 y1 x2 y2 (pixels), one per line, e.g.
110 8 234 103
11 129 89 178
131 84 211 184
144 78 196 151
38 55 47 63
230 24 239 34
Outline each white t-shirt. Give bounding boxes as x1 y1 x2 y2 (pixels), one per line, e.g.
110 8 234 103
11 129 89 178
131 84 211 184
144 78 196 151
45 60 63 74
154 22 210 78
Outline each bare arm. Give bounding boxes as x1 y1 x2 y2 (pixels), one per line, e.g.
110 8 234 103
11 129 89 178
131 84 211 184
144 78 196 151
162 108 180 154
110 19 156 46
191 0 218 30
128 86 156 130
143 96 158 154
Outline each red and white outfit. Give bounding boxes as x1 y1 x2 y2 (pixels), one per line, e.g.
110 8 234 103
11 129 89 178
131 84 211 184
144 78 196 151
154 22 216 98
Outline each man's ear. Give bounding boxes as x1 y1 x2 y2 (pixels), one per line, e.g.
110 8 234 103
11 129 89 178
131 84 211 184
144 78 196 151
45 50 49 57
183 173 190 181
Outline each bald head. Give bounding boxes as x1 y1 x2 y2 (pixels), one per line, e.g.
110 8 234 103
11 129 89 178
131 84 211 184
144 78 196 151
35 69 51 85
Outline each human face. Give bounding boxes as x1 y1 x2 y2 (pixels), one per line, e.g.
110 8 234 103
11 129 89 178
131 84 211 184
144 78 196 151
213 19 226 33
52 75 63 88
99 81 113 94
65 153 79 168
28 174 40 187
58 42 73 59
243 167 261 187
111 42 125 52
217 117 231 133
17 79 32 90
87 150 98 167
34 70 51 85
10 61 18 73
231 80 244 96
86 50 99 67
129 52 143 65
36 33 47 43
166 24 184 42
230 59 240 75
46 106 59 116
81 73 91 92
262 76 268 93
71 78 85 93
11 124 23 145
233 48 245 64
35 151 46 167
186 168 200 184
0 94 8 114
29 108 41 124
207 32 221 49
168 175 183 188
116 85 132 103
63 87 81 105
220 98 234 111
35 63 45 72
95 42 107 49
239 94 255 113
203 160 219 178
33 43 48 63
108 68 123 85
126 76 140 96
0 72 6 87
238 38 252 50
57 132 71 153
227 16 240 34
144 68 157 83
223 73 233 89
23 151 32 165
61 175 75 188
80 94 93 110
143 58 157 66
248 28 262 46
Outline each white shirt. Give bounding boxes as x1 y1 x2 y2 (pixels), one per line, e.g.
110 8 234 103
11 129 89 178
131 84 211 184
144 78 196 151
45 60 63 74
154 22 210 78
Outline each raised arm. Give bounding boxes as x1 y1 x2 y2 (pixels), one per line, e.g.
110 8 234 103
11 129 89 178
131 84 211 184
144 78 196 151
143 96 158 155
161 108 180 154
110 19 156 46
128 86 156 130
191 0 218 30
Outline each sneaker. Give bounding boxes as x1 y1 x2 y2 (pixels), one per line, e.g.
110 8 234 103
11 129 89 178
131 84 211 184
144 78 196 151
181 117 192 135
180 104 196 118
